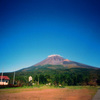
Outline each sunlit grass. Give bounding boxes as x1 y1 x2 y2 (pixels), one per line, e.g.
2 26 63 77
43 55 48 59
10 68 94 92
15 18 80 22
0 85 100 90
65 86 98 89
0 85 98 100
0 85 99 95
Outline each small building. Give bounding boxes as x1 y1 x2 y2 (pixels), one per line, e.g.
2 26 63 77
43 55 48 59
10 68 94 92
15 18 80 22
29 76 32 82
0 76 10 85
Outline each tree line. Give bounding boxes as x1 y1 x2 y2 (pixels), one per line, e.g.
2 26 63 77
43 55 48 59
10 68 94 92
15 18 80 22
4 68 100 86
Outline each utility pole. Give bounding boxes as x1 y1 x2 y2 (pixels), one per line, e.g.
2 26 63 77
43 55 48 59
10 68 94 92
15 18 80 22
13 71 15 85
1 68 3 84
38 75 39 85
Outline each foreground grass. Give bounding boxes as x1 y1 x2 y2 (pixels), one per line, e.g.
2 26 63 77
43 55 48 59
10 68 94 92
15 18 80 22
0 85 99 94
0 86 99 100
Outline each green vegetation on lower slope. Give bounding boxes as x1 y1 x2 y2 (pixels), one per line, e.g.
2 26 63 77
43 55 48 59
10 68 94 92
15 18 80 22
2 65 100 86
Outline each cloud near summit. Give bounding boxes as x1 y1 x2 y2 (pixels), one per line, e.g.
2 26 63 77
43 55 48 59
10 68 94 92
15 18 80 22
48 54 61 57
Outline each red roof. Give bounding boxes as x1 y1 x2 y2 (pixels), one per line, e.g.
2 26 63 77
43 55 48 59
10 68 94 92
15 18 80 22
0 76 10 80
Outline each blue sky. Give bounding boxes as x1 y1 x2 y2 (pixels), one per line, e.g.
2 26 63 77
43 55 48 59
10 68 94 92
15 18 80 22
0 0 100 72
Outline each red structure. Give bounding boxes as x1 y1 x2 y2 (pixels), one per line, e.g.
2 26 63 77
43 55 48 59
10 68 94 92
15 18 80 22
0 76 10 85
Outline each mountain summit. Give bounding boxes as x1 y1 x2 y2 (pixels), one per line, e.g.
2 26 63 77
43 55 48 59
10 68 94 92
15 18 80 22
35 54 66 66
34 54 96 69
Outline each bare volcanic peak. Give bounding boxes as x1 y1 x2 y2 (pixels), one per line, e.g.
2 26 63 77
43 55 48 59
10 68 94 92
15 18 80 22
18 54 98 72
34 54 96 69
35 54 66 66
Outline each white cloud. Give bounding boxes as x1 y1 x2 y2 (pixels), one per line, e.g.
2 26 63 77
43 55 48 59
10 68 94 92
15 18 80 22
48 54 61 57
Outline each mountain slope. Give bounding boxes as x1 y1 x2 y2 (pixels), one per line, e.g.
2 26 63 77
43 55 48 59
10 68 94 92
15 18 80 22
18 54 97 72
35 55 96 68
34 55 65 66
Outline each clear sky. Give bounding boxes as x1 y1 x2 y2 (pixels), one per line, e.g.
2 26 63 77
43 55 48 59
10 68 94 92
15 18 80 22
0 0 100 72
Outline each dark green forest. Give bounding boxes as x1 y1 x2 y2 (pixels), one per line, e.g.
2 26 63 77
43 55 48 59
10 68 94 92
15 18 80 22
3 65 100 86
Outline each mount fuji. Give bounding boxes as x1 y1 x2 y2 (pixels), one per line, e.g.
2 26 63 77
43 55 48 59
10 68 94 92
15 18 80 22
18 54 97 72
